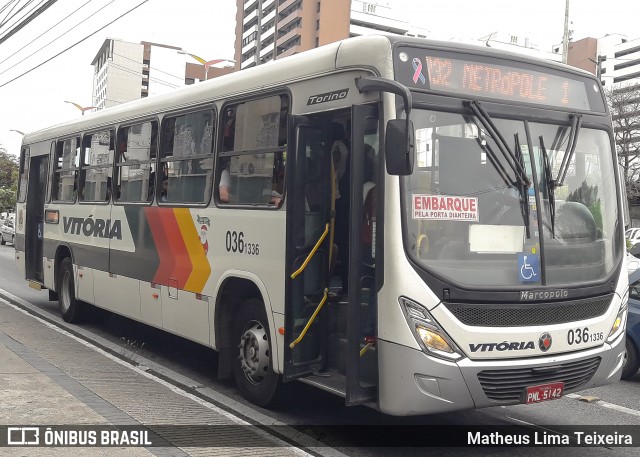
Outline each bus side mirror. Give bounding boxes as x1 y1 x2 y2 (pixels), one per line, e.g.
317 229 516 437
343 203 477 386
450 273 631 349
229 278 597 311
385 119 414 176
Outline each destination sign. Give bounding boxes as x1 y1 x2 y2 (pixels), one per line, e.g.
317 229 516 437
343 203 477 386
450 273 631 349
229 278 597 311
396 48 605 112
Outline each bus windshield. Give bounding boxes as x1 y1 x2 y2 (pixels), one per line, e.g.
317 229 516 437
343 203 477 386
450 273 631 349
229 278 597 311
403 108 620 288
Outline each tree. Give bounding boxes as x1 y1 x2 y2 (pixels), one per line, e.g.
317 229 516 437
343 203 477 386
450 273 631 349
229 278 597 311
0 145 18 212
606 83 640 203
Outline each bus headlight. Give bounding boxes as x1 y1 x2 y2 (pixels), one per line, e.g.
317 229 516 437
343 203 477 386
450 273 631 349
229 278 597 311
606 294 628 343
400 297 463 361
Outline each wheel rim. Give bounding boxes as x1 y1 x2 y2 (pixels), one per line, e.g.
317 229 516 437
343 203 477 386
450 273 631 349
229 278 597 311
61 271 72 312
238 320 270 385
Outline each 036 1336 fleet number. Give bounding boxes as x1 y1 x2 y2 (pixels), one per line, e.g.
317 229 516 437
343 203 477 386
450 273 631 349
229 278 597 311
225 230 260 256
567 327 604 346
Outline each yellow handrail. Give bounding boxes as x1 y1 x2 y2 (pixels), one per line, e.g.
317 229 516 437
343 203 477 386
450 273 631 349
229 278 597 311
360 342 374 357
289 156 339 349
290 223 329 280
289 288 328 348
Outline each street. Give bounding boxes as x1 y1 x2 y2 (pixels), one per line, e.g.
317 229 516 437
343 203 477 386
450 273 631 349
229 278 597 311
0 242 639 456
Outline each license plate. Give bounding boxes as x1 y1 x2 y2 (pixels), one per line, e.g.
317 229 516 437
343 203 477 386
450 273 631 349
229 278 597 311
525 382 564 404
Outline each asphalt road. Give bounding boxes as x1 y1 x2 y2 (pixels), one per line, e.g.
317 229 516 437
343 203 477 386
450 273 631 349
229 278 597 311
1 243 639 456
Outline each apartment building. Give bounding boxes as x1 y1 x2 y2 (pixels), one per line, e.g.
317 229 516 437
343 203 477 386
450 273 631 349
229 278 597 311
567 34 640 89
91 39 231 111
235 0 428 70
92 40 186 110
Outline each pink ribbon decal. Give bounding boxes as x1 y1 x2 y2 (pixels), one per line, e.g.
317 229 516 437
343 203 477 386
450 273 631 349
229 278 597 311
412 58 426 84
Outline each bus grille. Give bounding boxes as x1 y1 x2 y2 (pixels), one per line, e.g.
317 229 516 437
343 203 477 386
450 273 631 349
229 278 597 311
477 357 601 402
444 294 612 327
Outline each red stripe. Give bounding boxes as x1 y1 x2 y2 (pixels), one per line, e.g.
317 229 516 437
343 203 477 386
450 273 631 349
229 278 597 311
157 209 192 288
145 208 173 285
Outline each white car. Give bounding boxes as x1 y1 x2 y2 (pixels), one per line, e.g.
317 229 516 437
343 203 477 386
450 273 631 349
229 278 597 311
0 216 15 246
627 228 640 247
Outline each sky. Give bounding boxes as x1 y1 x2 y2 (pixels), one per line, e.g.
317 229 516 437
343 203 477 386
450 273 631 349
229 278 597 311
0 0 638 157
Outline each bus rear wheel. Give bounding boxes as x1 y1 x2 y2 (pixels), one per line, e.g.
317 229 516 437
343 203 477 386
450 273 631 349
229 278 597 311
232 298 279 406
58 257 84 323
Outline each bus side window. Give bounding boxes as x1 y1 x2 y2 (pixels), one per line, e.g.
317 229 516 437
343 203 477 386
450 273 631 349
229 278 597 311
160 110 215 204
116 121 157 203
217 95 288 207
79 130 114 203
52 137 80 203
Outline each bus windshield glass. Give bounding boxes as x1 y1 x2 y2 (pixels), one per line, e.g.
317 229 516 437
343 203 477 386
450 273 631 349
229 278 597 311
402 109 620 287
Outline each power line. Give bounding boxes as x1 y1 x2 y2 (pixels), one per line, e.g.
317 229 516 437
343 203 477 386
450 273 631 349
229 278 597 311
0 0 57 47
0 0 22 30
108 61 180 89
0 0 39 30
0 0 94 67
0 0 118 79
0 1 19 16
0 0 151 89
112 51 185 83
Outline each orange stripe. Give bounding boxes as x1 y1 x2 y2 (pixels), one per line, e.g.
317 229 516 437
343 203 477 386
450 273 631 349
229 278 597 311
174 209 211 293
158 209 191 288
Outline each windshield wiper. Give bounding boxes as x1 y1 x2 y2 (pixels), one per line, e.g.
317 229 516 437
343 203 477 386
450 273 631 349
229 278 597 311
514 135 531 238
465 100 531 189
555 113 582 187
539 136 555 238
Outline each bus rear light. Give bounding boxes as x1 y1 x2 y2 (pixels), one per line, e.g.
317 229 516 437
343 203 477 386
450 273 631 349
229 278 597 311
400 297 463 361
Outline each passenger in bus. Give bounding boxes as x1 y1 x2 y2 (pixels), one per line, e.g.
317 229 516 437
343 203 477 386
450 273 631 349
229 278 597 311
219 159 232 203
161 178 168 202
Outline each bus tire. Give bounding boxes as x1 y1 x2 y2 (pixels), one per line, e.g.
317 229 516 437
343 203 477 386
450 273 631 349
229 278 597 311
621 339 639 380
58 257 84 323
232 298 279 406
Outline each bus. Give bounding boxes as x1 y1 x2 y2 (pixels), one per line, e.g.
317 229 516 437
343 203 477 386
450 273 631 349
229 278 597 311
15 35 628 415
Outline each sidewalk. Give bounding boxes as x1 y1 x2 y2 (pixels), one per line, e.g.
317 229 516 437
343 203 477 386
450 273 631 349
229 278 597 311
0 296 305 457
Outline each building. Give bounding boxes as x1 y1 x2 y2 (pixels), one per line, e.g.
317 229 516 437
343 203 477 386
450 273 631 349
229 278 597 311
91 39 233 111
567 35 640 89
478 31 562 63
234 0 428 70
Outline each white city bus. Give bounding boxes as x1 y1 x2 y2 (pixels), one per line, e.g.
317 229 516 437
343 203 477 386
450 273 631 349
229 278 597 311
15 35 628 415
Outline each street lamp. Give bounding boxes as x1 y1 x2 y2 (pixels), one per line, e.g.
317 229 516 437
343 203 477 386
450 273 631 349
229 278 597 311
178 51 235 81
9 129 25 136
64 100 96 116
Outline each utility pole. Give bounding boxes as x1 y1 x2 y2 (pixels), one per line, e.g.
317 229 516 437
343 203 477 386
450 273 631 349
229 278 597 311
562 0 570 64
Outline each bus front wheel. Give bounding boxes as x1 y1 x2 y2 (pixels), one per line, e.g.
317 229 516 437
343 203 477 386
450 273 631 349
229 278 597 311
58 257 84 323
621 339 639 380
232 298 279 406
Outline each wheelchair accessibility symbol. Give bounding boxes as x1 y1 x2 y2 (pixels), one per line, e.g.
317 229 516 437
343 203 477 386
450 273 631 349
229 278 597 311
518 253 540 282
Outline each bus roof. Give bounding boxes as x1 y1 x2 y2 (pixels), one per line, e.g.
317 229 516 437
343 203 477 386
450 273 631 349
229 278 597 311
23 34 596 144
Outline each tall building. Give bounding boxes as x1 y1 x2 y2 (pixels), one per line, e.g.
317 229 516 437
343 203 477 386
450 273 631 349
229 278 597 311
235 0 428 70
567 35 640 89
92 39 185 110
91 39 233 111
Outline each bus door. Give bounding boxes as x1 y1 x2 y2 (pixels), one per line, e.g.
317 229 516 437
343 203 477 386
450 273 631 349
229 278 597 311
284 105 379 406
284 116 332 379
346 103 379 405
25 154 49 282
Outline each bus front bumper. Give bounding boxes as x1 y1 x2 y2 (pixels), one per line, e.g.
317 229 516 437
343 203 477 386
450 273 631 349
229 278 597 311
377 334 625 416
